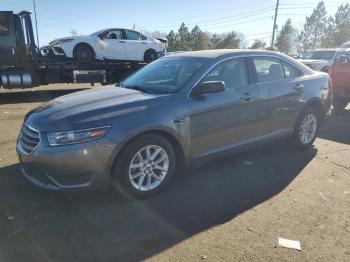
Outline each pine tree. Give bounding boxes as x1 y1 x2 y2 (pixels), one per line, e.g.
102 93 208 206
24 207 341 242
297 1 327 55
190 25 210 50
177 23 192 51
322 3 350 47
275 19 294 55
166 30 178 52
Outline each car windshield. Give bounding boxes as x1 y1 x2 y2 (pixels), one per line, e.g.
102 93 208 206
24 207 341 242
302 51 336 60
120 58 206 94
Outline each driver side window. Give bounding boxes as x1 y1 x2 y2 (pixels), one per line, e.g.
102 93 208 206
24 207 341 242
201 58 248 89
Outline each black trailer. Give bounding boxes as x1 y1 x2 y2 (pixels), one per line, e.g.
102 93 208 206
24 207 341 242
0 11 146 89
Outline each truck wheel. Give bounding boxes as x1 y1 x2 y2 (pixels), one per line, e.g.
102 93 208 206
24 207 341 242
144 49 157 63
292 107 320 150
111 134 176 198
333 97 348 110
73 44 94 64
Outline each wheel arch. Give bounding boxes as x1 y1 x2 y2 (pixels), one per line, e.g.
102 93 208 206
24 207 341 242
300 98 326 126
108 129 187 177
73 42 96 58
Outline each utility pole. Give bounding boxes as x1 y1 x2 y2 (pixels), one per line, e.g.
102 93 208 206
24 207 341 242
270 0 279 50
33 0 40 47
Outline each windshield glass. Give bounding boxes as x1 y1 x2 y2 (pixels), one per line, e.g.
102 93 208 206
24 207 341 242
302 51 336 60
120 58 206 94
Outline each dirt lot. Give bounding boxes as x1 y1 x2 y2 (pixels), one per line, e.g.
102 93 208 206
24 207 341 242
0 84 349 262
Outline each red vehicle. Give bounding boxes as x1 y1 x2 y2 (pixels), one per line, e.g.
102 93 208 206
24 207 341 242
328 51 350 110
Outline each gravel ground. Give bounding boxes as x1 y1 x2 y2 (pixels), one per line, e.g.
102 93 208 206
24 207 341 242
0 84 349 262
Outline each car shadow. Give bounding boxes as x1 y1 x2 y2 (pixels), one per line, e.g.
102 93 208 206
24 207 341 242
318 108 350 145
0 143 317 262
0 88 88 105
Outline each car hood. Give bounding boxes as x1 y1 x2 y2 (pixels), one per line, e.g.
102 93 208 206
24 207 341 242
25 86 173 132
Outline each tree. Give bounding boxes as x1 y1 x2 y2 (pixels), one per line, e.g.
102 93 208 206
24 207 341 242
297 1 328 55
210 33 221 49
190 25 210 50
166 30 178 52
216 31 240 49
177 23 192 51
275 19 294 54
322 3 350 47
249 39 267 49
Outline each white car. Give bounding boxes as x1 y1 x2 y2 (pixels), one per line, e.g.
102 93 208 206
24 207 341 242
44 28 167 63
298 48 348 72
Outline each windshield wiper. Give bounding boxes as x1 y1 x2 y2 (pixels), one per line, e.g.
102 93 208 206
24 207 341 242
121 85 154 94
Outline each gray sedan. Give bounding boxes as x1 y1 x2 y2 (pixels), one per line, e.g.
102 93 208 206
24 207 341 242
17 50 332 198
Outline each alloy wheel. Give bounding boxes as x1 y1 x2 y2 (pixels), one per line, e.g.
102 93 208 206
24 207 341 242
299 113 317 144
128 145 169 191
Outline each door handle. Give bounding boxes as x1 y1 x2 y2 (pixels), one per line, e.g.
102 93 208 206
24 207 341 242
240 93 255 102
119 40 126 43
294 83 304 91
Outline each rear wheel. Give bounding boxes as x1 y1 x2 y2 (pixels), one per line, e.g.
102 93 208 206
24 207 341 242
144 49 157 63
111 134 176 198
73 44 95 64
333 97 348 110
292 107 320 149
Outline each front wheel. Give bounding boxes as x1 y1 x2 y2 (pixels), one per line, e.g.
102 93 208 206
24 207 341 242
111 134 176 198
73 44 94 64
292 107 320 149
144 49 158 63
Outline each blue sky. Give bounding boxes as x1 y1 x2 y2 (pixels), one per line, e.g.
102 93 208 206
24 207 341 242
4 0 342 46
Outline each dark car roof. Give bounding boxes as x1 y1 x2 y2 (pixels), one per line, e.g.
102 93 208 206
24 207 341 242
166 49 315 74
166 49 284 59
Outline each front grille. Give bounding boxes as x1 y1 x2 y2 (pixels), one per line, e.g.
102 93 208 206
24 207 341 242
19 123 40 154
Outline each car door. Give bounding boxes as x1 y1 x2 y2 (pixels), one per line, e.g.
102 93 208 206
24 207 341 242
250 56 303 135
332 52 350 90
124 30 147 61
97 29 127 60
188 57 260 158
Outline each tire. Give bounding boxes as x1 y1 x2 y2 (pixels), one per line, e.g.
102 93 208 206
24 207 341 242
73 44 94 64
292 107 320 149
333 97 348 110
111 134 176 198
144 49 157 63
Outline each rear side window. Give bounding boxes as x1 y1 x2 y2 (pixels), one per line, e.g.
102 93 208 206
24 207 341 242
282 61 301 78
127 31 141 40
202 58 248 89
0 14 10 35
253 57 284 83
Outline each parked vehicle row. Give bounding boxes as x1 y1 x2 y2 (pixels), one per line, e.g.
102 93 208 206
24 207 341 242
298 48 349 72
17 50 332 198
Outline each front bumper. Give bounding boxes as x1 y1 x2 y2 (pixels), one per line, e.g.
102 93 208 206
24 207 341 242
17 135 116 191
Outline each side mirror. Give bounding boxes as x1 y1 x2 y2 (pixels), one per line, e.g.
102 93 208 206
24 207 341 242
191 81 225 97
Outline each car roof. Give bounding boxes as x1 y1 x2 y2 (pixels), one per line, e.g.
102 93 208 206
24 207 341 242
166 49 289 59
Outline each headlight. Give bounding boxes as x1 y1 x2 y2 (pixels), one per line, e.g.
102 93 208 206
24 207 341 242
55 38 74 44
47 126 110 146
